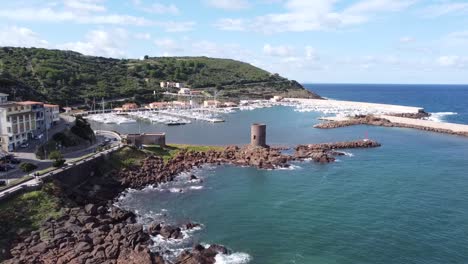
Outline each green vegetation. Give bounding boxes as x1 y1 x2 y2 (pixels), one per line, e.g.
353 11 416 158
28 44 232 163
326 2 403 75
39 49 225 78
71 116 96 142
0 186 62 261
49 151 65 167
144 144 225 163
19 163 38 173
36 117 95 159
0 47 317 105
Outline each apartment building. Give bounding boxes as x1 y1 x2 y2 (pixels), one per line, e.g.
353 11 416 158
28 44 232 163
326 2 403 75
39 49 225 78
0 96 37 151
17 101 46 137
44 104 60 129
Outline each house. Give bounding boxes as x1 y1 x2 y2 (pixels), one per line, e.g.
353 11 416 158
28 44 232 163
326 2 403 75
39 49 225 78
203 100 221 108
160 81 184 89
122 103 139 111
44 104 60 129
63 107 72 113
190 90 203 96
178 88 191 95
147 102 169 109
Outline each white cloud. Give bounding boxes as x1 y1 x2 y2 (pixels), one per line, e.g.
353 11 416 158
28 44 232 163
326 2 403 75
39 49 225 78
134 32 151 40
215 0 415 33
399 36 415 43
204 0 250 10
58 29 128 58
64 0 107 12
136 2 180 15
0 26 49 48
0 7 193 31
154 38 184 52
421 2 468 17
437 56 468 68
214 18 247 31
0 7 153 26
163 21 195 32
263 44 295 57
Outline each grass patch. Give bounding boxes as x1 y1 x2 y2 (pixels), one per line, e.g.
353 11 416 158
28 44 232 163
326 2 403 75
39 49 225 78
144 144 225 163
0 185 62 261
96 146 147 176
0 176 34 192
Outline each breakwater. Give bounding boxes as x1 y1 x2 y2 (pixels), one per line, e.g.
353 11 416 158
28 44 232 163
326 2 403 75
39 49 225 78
315 115 468 137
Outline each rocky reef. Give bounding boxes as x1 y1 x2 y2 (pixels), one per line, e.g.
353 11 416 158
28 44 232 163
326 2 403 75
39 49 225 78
294 140 381 162
116 145 292 189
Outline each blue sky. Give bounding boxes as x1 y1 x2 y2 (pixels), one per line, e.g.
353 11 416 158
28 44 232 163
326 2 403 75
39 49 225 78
1 0 468 84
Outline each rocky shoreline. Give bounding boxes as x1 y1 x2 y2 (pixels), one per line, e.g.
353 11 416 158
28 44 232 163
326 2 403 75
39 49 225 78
314 115 468 137
3 141 381 264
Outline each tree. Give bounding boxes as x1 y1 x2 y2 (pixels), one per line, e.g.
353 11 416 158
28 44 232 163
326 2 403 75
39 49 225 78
144 55 149 60
49 150 65 167
20 163 38 173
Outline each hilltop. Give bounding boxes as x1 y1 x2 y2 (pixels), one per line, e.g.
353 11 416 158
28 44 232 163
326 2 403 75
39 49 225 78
0 47 320 105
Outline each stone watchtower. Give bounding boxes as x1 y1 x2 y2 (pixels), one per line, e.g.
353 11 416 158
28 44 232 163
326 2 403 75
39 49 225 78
251 123 267 147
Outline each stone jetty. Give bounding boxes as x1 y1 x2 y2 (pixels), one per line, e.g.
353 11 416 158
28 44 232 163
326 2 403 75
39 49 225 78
315 115 468 137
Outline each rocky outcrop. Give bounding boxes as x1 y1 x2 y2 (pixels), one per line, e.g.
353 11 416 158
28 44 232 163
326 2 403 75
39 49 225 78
314 115 392 129
4 141 382 263
4 204 163 264
294 140 381 162
388 112 430 119
175 244 229 264
116 145 293 189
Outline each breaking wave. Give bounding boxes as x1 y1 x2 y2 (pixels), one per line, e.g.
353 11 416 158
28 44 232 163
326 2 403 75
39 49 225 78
427 112 458 122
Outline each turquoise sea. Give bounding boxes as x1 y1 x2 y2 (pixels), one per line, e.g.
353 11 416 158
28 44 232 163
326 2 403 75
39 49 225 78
100 84 468 264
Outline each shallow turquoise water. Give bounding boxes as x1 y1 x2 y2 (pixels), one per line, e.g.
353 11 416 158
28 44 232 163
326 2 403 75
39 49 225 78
116 106 468 264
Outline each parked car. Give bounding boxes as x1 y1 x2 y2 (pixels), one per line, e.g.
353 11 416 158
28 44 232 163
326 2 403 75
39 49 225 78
0 180 6 186
20 143 29 148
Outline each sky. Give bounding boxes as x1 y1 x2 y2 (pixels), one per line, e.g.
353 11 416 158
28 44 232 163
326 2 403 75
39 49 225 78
1 0 468 84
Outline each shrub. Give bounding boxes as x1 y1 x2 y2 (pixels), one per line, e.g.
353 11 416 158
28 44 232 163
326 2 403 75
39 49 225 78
19 163 37 173
49 151 65 168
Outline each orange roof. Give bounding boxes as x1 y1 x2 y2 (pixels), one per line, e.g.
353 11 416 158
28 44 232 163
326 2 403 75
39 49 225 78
18 101 44 105
44 104 59 107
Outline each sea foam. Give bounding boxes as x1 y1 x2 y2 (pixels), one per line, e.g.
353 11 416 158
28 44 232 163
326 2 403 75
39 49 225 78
427 112 458 122
215 252 252 264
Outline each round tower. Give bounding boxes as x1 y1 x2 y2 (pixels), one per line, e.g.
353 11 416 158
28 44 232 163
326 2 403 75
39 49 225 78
251 123 267 147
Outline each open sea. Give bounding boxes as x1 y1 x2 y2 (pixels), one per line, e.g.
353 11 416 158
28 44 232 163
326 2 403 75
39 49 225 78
94 84 468 264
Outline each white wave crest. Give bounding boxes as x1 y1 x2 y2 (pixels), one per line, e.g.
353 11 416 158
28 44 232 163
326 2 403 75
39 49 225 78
277 164 302 170
215 252 252 264
426 112 458 122
189 186 204 190
340 151 354 157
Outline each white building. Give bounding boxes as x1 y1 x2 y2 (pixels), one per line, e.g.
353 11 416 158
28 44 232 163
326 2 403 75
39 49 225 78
0 102 37 151
44 104 60 129
0 93 8 104
160 81 185 89
178 88 191 95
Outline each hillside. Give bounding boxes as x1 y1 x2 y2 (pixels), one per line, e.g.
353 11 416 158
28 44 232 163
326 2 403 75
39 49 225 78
0 47 320 105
